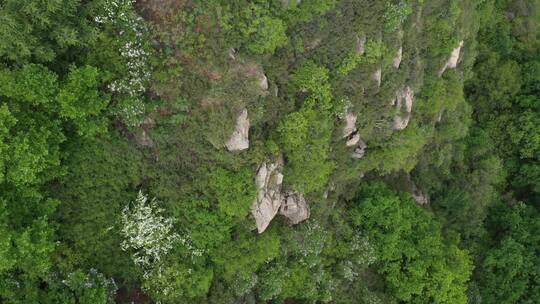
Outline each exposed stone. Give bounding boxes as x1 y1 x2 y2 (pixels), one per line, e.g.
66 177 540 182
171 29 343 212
343 112 358 138
306 38 322 51
251 161 284 233
356 35 367 55
393 47 403 68
251 156 311 233
134 129 153 147
392 86 414 130
438 40 464 77
412 190 429 205
342 111 367 159
412 183 429 205
437 109 445 123
281 0 301 8
228 48 236 60
346 133 361 147
352 138 367 159
259 74 269 91
134 117 155 147
225 109 250 151
280 192 310 225
373 68 382 87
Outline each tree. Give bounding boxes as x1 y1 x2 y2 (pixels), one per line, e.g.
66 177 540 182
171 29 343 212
248 16 288 54
279 61 335 193
120 191 181 268
57 66 109 137
0 0 97 63
207 168 256 219
478 202 540 303
351 183 472 303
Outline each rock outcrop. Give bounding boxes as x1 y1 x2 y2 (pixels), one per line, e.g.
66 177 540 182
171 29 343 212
373 68 382 87
225 109 250 151
280 192 310 225
259 74 269 91
356 35 367 55
343 112 357 138
392 86 414 130
343 112 367 159
251 161 284 233
410 177 429 205
393 47 403 68
412 189 429 205
281 0 301 8
251 158 311 233
352 139 367 159
438 40 464 76
228 48 236 60
134 117 155 147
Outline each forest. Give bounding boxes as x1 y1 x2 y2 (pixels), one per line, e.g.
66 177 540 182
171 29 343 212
0 0 539 303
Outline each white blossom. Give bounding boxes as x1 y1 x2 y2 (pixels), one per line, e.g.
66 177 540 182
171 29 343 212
95 0 151 126
351 233 377 266
120 191 179 267
120 191 204 273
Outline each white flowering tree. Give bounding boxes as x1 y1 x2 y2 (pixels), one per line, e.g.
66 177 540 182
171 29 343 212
120 191 179 268
120 191 210 303
94 0 151 126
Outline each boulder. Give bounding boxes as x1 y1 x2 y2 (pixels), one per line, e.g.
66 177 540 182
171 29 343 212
280 192 310 225
438 40 464 77
411 182 429 205
392 86 414 130
393 47 403 68
373 68 382 87
342 111 368 159
346 133 361 147
251 161 284 233
356 35 367 55
228 48 236 60
343 112 358 138
259 74 269 91
225 109 250 151
134 129 153 147
251 157 311 233
412 190 429 205
134 117 155 147
352 138 367 159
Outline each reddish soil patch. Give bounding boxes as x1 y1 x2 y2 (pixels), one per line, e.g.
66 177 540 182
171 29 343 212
115 287 151 304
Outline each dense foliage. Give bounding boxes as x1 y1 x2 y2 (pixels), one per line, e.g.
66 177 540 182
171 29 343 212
0 0 538 303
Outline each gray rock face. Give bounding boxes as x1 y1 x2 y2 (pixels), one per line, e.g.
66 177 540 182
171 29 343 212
259 74 269 91
228 48 236 60
343 112 367 159
373 68 382 87
412 190 429 205
251 162 284 233
393 47 403 68
280 192 310 225
251 157 311 233
281 0 301 8
343 112 358 138
352 139 367 159
438 40 464 77
225 109 250 151
134 117 155 147
356 35 367 55
392 86 414 131
411 181 429 205
346 133 361 147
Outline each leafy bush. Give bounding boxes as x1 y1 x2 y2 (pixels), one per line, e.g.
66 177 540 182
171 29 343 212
383 1 412 33
248 16 288 54
352 183 473 304
279 61 335 193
